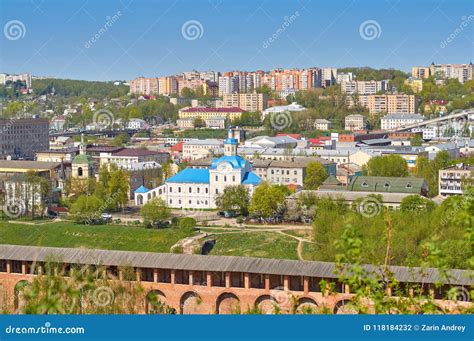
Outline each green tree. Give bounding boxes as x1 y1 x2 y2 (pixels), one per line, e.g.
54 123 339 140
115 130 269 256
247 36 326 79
410 135 423 146
249 183 290 218
70 195 105 224
140 198 171 227
303 162 328 190
400 195 435 213
364 155 408 177
215 185 250 216
179 217 197 233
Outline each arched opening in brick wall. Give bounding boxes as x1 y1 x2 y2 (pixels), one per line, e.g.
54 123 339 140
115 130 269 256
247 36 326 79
296 297 319 314
255 295 275 314
216 292 240 314
334 299 358 314
180 291 206 314
146 290 167 314
14 280 30 312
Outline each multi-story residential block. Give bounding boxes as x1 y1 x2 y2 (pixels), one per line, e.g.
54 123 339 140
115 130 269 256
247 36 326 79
252 157 336 187
341 80 388 95
178 107 244 121
218 75 239 95
429 63 474 83
320 67 338 87
222 93 268 112
158 76 178 96
313 119 332 131
0 118 49 159
99 148 170 168
438 164 473 196
182 139 223 160
404 77 423 93
356 94 417 115
202 81 219 97
336 72 353 83
411 66 431 79
176 118 194 130
178 78 206 95
0 73 32 88
345 114 367 131
204 117 226 129
129 77 159 95
381 113 425 130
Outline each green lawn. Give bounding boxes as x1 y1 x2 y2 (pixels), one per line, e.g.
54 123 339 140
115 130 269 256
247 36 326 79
0 220 189 253
0 221 300 260
207 232 299 260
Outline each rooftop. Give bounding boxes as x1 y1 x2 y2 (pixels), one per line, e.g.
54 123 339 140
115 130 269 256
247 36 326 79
0 244 469 285
113 148 169 157
180 107 244 113
166 168 210 184
0 160 60 171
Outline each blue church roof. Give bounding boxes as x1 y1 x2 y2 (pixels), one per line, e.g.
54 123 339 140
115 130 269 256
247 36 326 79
166 168 210 184
210 155 247 169
224 137 237 145
135 185 150 193
241 172 262 185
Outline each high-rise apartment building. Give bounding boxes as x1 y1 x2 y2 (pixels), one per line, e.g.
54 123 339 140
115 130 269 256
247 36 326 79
0 118 49 159
129 77 159 96
341 80 388 95
429 63 474 83
0 73 33 89
222 93 268 112
354 94 417 115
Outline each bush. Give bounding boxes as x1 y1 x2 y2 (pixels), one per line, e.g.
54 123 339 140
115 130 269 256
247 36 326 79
179 217 197 231
236 217 244 225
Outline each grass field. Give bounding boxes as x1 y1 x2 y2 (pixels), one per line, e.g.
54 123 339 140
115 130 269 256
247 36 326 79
0 220 301 260
206 232 299 260
0 220 189 253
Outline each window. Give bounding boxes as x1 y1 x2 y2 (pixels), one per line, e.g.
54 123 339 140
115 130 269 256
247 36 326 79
232 176 235 182
189 200 192 204
169 187 172 192
215 175 218 181
215 189 218 194
294 170 297 175
189 187 192 193
178 187 181 193
178 200 181 204
205 188 208 193
224 176 227 182
197 188 200 193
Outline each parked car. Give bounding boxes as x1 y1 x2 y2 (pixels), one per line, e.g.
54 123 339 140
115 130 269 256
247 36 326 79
101 212 112 221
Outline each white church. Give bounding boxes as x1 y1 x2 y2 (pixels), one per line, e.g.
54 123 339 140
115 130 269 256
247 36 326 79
134 132 262 209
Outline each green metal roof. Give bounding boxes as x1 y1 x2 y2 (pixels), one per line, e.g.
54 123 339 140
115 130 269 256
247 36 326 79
72 154 94 165
349 176 426 194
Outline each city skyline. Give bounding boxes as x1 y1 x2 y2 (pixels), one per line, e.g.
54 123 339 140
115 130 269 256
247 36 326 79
1 0 473 81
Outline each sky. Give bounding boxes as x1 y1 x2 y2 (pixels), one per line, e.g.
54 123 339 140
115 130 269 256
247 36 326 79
1 0 473 81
